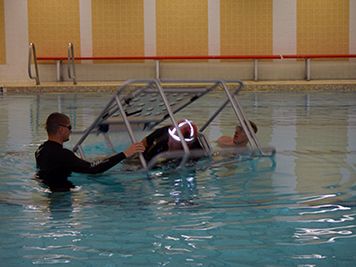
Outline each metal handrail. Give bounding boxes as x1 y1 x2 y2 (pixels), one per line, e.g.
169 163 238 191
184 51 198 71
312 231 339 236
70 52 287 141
67 43 77 85
34 53 356 82
36 54 356 60
28 43 40 85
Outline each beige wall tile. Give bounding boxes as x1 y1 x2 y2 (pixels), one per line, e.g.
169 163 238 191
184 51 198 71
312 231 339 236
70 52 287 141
351 0 356 53
221 0 273 55
28 0 81 57
156 0 208 56
92 0 144 57
297 0 349 54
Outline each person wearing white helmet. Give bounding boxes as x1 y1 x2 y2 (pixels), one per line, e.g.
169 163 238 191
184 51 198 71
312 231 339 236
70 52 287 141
142 119 202 162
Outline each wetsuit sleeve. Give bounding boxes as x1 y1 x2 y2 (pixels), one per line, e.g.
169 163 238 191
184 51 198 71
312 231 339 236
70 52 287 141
63 149 126 174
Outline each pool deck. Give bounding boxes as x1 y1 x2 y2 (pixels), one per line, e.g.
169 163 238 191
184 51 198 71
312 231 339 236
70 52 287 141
1 80 356 93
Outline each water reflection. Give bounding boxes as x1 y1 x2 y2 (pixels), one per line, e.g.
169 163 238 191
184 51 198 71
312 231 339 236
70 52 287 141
1 92 356 193
19 191 87 264
46 192 75 220
151 167 200 207
0 92 356 265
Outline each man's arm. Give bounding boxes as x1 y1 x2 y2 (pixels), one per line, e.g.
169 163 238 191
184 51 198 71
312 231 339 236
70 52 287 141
65 142 145 174
65 149 126 174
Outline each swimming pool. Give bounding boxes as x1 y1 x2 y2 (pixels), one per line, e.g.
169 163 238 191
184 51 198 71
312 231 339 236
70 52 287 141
0 90 355 266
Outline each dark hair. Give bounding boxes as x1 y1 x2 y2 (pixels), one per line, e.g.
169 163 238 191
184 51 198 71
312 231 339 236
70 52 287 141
45 112 70 135
248 120 258 133
238 120 258 133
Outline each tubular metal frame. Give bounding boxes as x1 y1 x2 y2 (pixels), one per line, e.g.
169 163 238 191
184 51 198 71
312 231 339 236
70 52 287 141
72 79 272 171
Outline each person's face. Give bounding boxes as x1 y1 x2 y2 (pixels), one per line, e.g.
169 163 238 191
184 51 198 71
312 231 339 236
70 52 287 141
58 120 72 142
233 126 248 146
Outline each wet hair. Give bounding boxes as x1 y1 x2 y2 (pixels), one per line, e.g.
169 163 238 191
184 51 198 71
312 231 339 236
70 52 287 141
248 120 258 133
45 112 70 135
237 120 258 133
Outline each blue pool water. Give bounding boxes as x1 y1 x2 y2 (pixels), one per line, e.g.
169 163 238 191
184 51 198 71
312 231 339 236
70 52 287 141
0 91 355 266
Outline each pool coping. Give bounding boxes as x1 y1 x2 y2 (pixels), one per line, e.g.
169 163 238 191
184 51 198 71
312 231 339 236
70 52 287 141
1 80 356 94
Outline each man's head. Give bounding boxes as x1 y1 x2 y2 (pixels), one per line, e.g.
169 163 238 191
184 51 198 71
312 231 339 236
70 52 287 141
233 120 257 146
46 112 72 142
168 119 198 150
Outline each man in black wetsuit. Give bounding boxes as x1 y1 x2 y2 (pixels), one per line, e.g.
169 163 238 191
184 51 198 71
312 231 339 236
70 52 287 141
35 112 145 192
142 119 202 162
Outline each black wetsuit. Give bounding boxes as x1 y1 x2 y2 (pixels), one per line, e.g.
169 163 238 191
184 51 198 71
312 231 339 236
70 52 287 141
35 140 126 192
143 126 170 162
143 126 202 162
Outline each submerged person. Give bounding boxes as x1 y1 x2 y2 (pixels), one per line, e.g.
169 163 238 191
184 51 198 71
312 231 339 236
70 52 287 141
35 112 145 192
142 119 203 162
217 120 258 148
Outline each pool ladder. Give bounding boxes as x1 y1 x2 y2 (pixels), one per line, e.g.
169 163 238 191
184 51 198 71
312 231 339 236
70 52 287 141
28 42 77 85
28 43 40 85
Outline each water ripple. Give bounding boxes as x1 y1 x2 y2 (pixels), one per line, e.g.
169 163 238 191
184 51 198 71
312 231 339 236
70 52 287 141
299 204 351 215
173 221 224 231
292 254 327 259
1 92 356 265
299 213 356 223
294 225 356 244
23 253 79 265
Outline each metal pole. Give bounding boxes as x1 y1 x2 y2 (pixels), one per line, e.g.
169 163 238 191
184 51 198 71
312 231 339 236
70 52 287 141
72 80 136 153
56 60 63 81
254 59 258 81
155 60 160 80
28 43 40 85
200 82 243 132
115 95 148 170
219 81 264 155
67 43 77 85
152 80 191 168
305 58 311 81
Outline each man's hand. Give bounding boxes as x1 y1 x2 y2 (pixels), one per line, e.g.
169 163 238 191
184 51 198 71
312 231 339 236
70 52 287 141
123 142 145 158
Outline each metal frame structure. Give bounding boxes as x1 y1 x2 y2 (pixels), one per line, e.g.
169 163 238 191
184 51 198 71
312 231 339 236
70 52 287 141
72 79 274 171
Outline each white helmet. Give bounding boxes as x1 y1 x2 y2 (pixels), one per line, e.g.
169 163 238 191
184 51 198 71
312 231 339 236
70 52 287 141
168 119 197 143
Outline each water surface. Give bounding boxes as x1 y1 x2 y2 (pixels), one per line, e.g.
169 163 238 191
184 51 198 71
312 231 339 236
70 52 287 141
0 91 355 266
